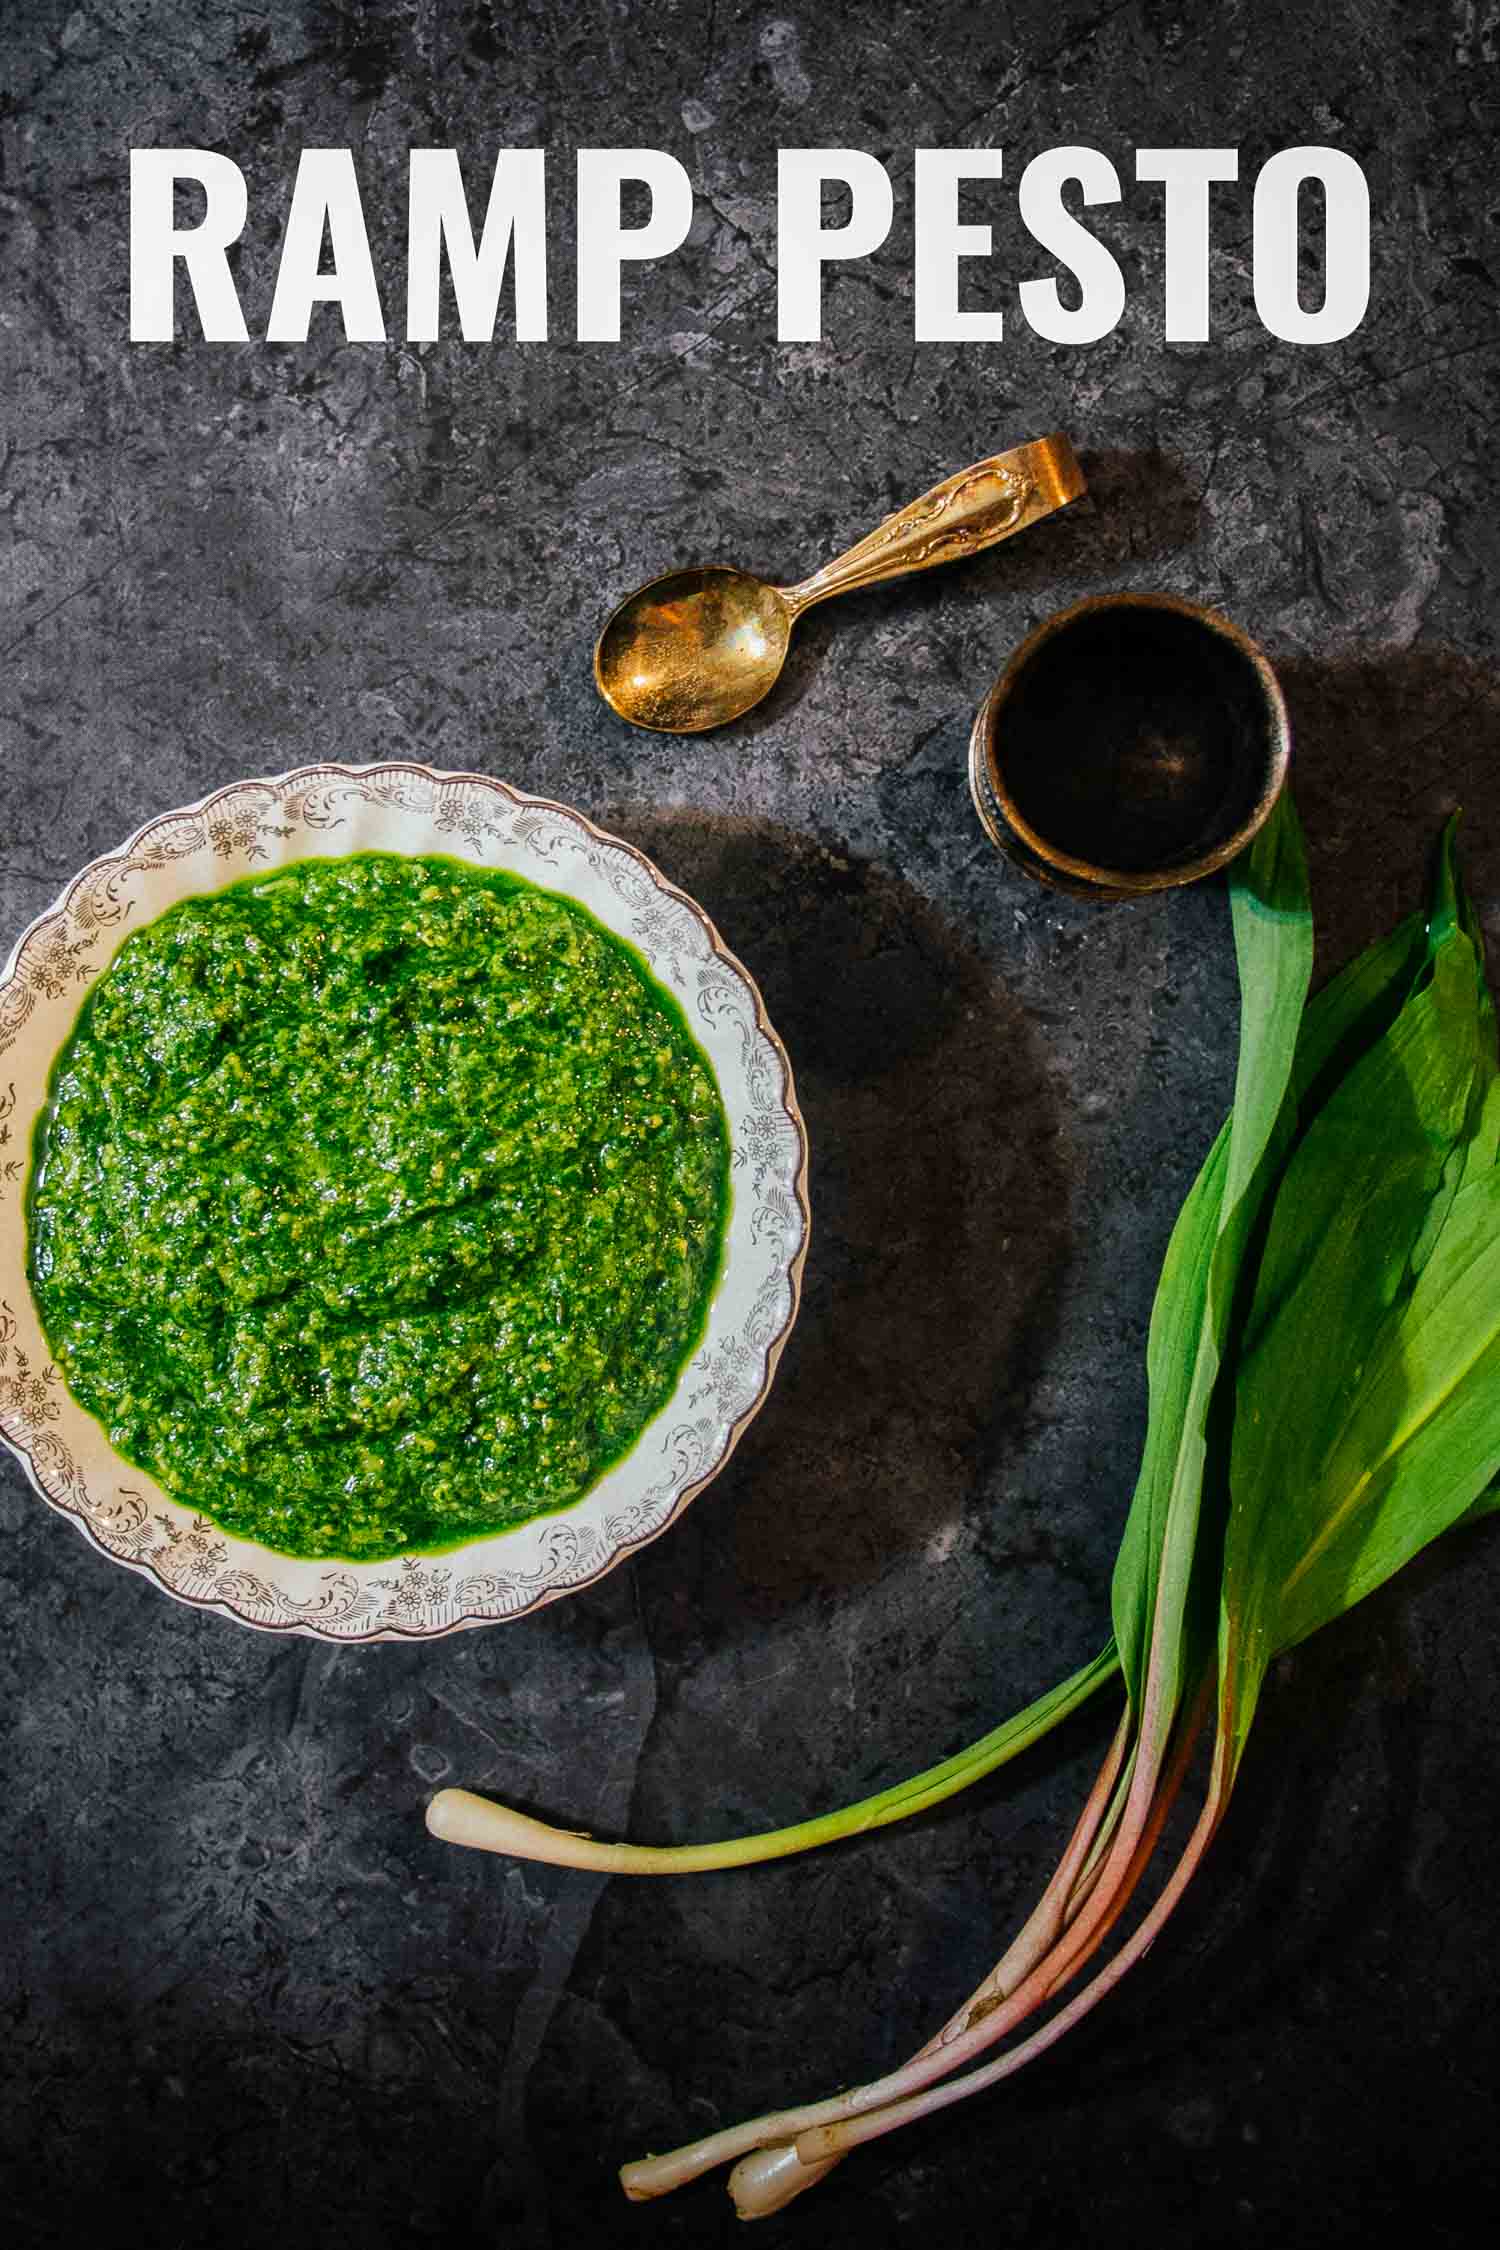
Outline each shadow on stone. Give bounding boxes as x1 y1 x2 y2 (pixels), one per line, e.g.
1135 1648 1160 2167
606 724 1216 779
594 811 1074 1646
964 445 1207 596
1278 645 1500 974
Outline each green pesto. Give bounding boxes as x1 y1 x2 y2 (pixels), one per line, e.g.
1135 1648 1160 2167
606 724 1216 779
28 852 730 1561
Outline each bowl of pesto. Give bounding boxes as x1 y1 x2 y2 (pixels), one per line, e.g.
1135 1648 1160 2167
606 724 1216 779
0 766 808 1640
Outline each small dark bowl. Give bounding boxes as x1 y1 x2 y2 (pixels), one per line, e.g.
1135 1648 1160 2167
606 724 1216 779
968 593 1291 899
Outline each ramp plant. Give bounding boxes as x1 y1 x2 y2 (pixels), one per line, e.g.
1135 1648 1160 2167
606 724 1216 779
426 798 1500 2219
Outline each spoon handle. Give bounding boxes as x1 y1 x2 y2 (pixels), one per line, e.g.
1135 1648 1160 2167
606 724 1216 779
780 434 1085 617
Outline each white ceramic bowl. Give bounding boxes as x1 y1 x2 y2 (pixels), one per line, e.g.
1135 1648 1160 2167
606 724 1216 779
0 765 808 1640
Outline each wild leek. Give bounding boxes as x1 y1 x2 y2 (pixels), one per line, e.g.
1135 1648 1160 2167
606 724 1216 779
427 799 1500 2219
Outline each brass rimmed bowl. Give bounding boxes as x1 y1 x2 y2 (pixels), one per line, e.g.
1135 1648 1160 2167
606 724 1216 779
969 593 1292 900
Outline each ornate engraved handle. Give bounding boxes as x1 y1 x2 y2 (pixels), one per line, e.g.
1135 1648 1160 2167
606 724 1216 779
780 433 1085 617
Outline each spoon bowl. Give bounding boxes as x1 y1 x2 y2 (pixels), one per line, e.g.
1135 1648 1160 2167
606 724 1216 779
595 566 793 734
594 435 1085 734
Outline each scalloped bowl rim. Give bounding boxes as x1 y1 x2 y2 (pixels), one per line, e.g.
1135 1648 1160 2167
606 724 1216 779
0 764 809 1641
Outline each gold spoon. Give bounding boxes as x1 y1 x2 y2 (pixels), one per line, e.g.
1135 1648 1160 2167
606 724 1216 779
594 433 1086 734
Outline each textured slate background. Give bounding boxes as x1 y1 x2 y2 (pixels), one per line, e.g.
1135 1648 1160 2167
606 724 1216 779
3 2 1499 2244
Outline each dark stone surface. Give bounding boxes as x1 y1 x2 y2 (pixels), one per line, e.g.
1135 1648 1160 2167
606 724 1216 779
2 2 1499 2244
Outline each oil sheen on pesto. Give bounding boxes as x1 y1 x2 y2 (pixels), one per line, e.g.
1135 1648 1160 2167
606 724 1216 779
28 852 730 1561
